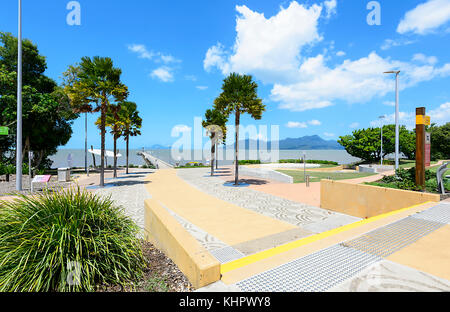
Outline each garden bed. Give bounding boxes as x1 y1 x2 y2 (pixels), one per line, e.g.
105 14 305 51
98 241 193 292
365 166 449 195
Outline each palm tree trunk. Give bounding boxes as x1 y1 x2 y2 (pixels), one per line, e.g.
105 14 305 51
235 111 240 185
100 104 106 187
113 130 117 178
126 134 129 174
216 142 219 170
210 135 215 176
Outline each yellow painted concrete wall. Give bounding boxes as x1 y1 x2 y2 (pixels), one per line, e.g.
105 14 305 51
144 199 220 289
321 180 440 218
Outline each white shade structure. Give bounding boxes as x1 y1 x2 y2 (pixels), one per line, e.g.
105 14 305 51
88 149 122 158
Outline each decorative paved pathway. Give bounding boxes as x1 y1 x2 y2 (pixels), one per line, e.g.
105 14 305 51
176 167 360 233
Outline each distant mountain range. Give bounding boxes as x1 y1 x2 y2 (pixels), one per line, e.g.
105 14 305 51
229 135 344 150
148 144 171 150
148 135 344 150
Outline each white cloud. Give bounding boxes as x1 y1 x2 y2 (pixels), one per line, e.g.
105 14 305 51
286 121 308 128
349 122 360 129
185 75 197 81
203 2 323 83
369 102 450 129
308 119 322 126
159 54 181 64
397 0 450 35
150 67 174 82
383 101 396 107
412 53 438 65
380 38 416 50
323 132 335 137
128 44 154 59
128 44 180 64
196 86 208 90
204 1 450 113
324 0 337 18
204 43 229 73
429 102 450 124
336 51 346 57
171 125 192 136
271 52 450 112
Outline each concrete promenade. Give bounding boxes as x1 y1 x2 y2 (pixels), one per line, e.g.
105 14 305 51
141 167 449 292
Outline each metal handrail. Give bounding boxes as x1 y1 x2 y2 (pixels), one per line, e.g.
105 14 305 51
437 162 449 195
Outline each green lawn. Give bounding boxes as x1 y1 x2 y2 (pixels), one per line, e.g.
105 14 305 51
385 159 439 169
278 170 377 184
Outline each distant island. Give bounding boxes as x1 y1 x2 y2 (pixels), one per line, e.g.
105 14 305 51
229 135 345 150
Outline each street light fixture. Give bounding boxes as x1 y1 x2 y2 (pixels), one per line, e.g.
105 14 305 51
384 70 400 171
379 115 386 166
16 0 23 191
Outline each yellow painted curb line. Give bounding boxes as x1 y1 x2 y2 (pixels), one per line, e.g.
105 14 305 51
220 201 432 275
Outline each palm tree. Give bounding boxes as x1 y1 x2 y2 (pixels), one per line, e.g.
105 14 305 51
202 109 227 176
63 56 128 187
214 73 265 185
118 101 142 174
96 103 122 178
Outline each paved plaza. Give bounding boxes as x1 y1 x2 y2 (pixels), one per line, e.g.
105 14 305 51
6 166 446 292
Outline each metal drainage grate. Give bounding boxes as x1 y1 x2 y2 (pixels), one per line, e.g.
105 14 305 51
236 244 382 292
210 247 245 264
342 217 445 258
411 204 450 224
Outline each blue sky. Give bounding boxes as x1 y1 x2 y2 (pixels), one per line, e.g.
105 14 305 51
1 0 449 149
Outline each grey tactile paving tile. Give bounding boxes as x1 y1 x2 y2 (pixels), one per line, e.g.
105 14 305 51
210 247 246 264
342 217 445 258
411 203 450 224
236 244 382 292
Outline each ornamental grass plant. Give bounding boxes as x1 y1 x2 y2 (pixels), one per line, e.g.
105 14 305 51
0 187 145 292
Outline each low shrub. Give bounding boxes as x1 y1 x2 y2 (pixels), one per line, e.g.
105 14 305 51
377 167 446 193
279 159 339 166
0 188 145 292
238 160 261 165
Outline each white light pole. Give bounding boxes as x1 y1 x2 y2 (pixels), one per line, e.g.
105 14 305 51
379 115 386 166
384 70 400 171
16 0 23 191
85 112 88 175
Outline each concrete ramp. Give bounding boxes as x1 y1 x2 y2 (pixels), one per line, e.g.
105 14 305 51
138 152 174 169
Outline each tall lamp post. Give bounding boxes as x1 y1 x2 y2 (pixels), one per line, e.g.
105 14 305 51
16 0 23 191
379 115 386 166
384 70 400 171
85 112 88 175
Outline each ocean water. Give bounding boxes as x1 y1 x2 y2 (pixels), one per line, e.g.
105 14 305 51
49 148 361 169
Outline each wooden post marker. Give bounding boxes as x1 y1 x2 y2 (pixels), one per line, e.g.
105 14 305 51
415 107 430 190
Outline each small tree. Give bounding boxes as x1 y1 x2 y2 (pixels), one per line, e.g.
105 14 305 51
63 57 128 187
118 101 142 174
428 122 450 160
202 109 227 176
338 125 416 163
214 73 265 185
